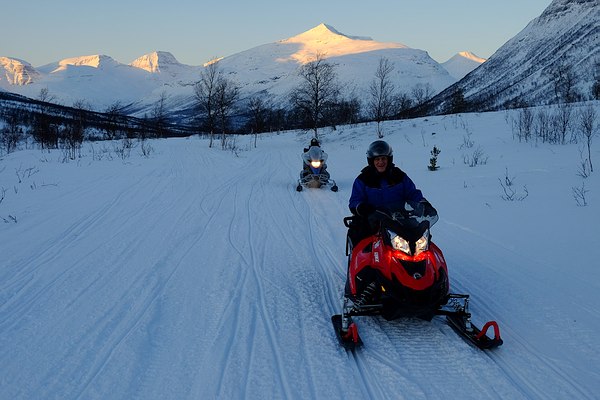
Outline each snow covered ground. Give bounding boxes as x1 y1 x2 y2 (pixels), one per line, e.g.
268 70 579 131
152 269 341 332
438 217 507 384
1 105 599 399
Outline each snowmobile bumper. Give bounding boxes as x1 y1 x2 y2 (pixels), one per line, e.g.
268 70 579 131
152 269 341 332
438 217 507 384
296 174 338 192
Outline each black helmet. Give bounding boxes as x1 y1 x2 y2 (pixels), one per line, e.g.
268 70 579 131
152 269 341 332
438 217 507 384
310 138 320 147
367 140 393 165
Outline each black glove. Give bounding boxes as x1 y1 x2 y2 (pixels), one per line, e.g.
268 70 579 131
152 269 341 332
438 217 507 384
420 199 437 217
356 202 375 217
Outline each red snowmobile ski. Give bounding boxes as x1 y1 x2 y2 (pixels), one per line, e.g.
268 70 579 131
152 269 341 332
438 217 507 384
331 203 503 351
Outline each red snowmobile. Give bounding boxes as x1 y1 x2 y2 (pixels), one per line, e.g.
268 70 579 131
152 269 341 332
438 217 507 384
331 202 503 350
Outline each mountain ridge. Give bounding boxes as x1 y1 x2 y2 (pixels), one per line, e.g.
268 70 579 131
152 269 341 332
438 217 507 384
1 23 484 117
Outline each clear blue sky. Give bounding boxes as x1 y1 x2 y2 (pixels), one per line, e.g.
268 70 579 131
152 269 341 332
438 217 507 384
2 0 553 67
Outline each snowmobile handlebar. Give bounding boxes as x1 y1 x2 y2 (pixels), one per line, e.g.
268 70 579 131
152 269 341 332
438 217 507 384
345 208 434 243
343 216 355 228
343 209 421 227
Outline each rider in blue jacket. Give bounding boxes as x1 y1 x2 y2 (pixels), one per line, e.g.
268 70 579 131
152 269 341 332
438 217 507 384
348 140 434 245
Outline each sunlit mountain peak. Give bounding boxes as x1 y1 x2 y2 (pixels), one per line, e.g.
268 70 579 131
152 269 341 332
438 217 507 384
0 56 40 85
457 51 486 63
129 51 180 73
279 23 408 64
52 54 120 73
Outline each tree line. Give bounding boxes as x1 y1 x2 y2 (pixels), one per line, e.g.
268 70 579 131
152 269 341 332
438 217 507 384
0 90 193 157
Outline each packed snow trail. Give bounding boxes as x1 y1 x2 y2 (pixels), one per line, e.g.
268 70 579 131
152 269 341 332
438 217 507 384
1 125 598 399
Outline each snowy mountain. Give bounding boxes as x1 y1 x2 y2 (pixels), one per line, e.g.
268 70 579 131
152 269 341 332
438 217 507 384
1 105 599 398
38 54 123 73
0 57 41 86
423 0 600 114
129 51 201 79
211 23 454 100
0 24 455 117
130 51 180 74
277 23 408 63
5 54 158 110
159 23 457 119
441 51 486 80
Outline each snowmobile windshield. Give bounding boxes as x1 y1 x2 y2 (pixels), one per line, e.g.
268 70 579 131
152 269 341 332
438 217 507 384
375 201 438 233
368 201 435 249
309 146 326 161
303 146 327 165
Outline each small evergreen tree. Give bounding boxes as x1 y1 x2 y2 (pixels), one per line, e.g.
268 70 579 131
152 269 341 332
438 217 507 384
428 146 441 171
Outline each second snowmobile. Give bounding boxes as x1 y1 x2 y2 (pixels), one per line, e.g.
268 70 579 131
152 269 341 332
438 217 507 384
296 146 338 192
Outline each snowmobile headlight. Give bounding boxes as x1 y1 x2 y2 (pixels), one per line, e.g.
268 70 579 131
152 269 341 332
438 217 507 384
388 230 410 254
310 160 322 168
415 230 430 255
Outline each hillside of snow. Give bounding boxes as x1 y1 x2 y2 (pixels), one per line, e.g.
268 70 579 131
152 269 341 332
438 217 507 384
1 104 599 399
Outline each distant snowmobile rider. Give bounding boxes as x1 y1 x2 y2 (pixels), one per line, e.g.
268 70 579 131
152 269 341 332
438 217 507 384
302 138 328 177
347 140 435 245
303 137 320 153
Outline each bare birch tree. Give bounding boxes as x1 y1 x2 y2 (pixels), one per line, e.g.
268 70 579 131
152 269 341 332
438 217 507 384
215 76 239 149
368 57 396 138
194 61 221 147
579 104 597 172
290 52 340 139
152 91 169 138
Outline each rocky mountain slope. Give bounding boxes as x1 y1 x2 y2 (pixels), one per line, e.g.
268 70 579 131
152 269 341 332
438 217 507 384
421 0 599 114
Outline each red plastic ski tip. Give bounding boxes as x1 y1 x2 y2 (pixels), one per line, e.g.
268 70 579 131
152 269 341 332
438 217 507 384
476 320 501 341
343 323 360 343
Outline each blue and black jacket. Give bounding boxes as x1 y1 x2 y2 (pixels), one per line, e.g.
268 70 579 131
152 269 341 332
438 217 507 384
348 164 424 214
